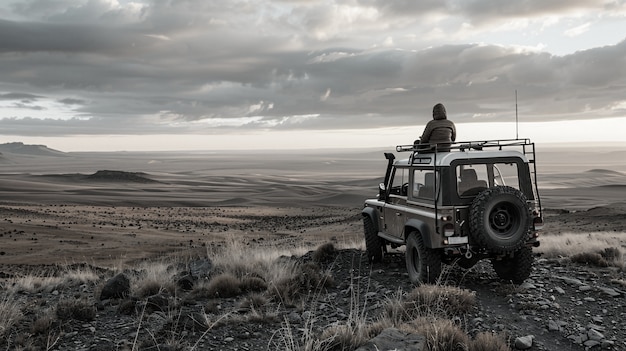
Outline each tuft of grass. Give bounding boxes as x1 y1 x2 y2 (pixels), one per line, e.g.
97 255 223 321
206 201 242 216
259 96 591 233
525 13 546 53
30 310 56 335
238 293 269 311
600 247 622 261
401 317 469 351
570 252 609 267
56 299 96 322
385 284 476 323
193 273 242 298
239 276 268 293
313 243 338 264
270 262 334 305
131 261 179 298
0 295 22 338
469 331 510 351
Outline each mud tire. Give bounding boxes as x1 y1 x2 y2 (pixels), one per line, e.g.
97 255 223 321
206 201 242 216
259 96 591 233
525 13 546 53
470 186 531 254
363 216 384 262
492 246 534 284
405 231 441 285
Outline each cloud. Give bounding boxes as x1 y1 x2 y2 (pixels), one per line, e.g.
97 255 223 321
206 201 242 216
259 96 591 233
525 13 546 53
0 0 624 140
564 22 592 37
0 92 42 101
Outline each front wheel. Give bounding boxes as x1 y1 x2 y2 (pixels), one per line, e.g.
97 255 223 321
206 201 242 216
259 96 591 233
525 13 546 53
405 231 441 285
491 247 534 284
363 216 384 262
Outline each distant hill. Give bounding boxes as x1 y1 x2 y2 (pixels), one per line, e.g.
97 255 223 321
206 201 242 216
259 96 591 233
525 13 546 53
0 142 67 157
87 170 157 183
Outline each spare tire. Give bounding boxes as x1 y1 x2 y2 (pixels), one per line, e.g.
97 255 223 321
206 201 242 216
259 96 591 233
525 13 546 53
469 186 531 254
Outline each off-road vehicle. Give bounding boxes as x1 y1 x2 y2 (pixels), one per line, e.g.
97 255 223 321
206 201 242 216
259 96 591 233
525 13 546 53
362 139 543 285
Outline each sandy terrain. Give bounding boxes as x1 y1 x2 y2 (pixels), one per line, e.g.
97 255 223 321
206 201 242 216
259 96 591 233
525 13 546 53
1 143 626 268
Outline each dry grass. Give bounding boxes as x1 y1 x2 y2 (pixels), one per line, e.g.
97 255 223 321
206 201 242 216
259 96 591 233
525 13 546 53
2 239 507 351
401 317 469 351
6 265 101 295
30 311 56 336
385 284 476 323
193 273 242 298
0 295 22 338
470 331 511 351
131 261 180 298
537 232 625 265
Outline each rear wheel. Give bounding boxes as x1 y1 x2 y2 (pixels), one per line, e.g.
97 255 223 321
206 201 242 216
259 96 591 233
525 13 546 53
405 231 441 285
492 247 534 284
363 216 384 262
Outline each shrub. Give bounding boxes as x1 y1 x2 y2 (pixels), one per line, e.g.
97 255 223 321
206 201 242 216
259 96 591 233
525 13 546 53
30 311 56 335
195 273 242 298
600 247 622 262
570 252 608 267
313 242 337 264
270 262 333 305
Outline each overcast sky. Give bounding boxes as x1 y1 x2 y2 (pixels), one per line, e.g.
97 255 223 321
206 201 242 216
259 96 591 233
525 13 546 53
1 0 625 151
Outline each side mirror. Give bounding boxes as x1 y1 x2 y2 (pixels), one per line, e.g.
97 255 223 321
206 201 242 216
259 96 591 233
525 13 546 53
378 183 386 199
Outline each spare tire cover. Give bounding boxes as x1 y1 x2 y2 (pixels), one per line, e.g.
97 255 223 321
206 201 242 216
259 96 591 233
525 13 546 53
469 186 531 254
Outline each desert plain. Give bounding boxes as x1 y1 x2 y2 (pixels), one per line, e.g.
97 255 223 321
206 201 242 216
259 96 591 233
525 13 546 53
1 142 625 267
1 141 626 350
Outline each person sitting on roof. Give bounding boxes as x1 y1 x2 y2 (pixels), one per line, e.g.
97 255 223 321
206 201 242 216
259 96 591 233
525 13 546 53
415 103 456 152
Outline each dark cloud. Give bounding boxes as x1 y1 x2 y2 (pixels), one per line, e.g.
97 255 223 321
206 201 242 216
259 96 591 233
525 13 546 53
355 0 447 15
0 92 42 101
0 0 624 139
58 98 85 105
450 0 608 22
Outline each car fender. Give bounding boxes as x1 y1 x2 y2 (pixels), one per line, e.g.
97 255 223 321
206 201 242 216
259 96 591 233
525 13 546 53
361 207 380 233
404 219 433 248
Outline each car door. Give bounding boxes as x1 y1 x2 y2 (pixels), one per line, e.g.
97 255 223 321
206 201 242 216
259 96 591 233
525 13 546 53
382 167 408 239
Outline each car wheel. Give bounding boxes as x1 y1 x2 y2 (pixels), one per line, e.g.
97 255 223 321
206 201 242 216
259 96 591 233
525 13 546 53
363 216 384 262
470 186 531 254
491 246 534 284
405 231 441 284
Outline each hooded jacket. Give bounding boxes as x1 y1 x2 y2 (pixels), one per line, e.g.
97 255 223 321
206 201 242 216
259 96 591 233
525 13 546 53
420 103 456 147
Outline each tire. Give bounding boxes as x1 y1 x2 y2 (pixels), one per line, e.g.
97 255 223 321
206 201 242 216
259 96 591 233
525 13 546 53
405 231 441 285
470 186 531 254
492 247 534 284
363 216 384 262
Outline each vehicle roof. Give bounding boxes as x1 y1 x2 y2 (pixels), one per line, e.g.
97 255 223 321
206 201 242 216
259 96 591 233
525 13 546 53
394 149 530 168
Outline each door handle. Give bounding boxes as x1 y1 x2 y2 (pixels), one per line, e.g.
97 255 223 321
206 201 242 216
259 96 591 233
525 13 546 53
396 212 402 216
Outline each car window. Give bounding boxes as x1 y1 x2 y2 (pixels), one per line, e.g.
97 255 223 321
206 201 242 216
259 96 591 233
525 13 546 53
456 163 520 197
389 168 408 196
412 169 436 200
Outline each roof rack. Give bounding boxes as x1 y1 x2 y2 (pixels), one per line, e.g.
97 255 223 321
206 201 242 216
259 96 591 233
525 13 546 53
395 138 542 214
395 138 533 153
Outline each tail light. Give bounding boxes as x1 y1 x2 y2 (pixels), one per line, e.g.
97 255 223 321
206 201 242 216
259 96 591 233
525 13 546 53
443 223 455 237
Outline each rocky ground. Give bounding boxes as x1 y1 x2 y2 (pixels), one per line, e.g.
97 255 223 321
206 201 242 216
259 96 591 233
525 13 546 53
1 206 625 350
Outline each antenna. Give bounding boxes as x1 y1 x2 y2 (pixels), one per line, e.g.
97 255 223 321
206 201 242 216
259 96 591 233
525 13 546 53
515 90 519 140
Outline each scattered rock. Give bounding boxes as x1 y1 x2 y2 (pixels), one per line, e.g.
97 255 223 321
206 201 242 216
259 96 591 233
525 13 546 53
514 335 534 349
